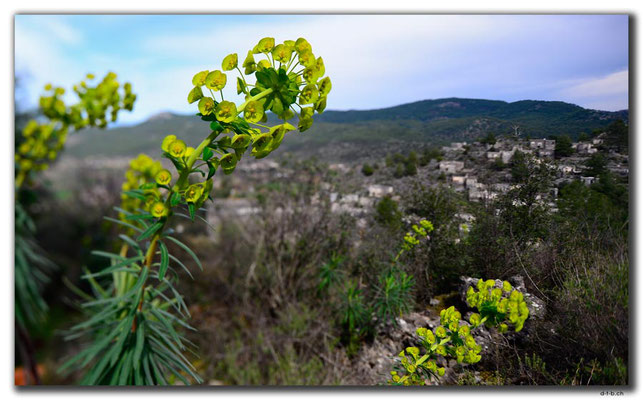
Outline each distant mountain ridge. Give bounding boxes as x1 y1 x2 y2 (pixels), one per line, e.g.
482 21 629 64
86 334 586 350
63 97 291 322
65 97 628 160
314 97 627 124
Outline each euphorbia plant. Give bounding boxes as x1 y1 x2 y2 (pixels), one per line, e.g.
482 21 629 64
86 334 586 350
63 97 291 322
386 221 530 386
15 73 135 384
61 37 331 385
389 278 530 386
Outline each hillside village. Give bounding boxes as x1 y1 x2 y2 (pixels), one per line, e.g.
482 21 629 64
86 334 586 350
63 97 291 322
198 128 628 239
43 121 629 247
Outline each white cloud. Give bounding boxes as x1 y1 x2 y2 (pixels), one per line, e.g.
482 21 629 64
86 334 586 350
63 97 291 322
140 15 512 113
561 69 628 98
558 70 628 110
14 21 85 109
40 17 83 45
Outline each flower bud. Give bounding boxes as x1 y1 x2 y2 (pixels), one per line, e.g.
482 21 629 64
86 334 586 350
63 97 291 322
155 169 172 186
222 53 238 71
151 202 169 218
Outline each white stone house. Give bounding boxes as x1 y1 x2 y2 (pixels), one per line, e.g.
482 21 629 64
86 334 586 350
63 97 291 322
580 176 596 185
367 184 394 198
439 161 465 174
501 150 515 163
451 175 466 186
538 149 554 158
575 143 596 155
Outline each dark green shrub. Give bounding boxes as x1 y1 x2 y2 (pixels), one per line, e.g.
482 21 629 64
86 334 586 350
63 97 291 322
361 163 374 176
554 135 574 158
584 153 607 176
374 196 402 230
491 157 506 171
393 164 405 178
404 159 417 176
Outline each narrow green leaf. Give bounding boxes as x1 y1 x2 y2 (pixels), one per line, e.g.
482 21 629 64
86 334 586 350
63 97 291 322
125 213 154 221
82 255 144 279
122 190 146 200
207 162 216 179
188 203 196 221
163 235 202 270
133 321 145 371
137 222 164 242
118 349 134 385
148 311 183 349
210 121 223 132
81 317 129 368
134 363 143 385
170 192 181 207
85 344 119 384
167 253 193 280
122 267 149 299
91 250 125 260
82 267 108 298
104 217 144 233
142 352 154 384
118 234 142 253
159 242 169 280
148 341 192 385
202 147 213 161
149 354 168 385
71 305 123 331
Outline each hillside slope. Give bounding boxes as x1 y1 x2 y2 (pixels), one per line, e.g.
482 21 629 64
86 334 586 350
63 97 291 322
64 98 628 160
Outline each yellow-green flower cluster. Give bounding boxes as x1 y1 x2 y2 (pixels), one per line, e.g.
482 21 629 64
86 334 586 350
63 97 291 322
158 135 214 206
437 306 482 364
15 121 67 176
389 303 490 386
161 134 193 161
15 73 135 188
185 37 331 177
250 123 296 159
389 346 445 386
68 72 136 129
196 37 329 131
400 219 434 251
466 279 530 332
119 154 163 224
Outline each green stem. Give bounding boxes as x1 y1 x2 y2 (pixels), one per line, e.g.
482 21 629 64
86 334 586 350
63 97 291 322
176 130 221 190
132 126 222 331
249 121 271 130
235 66 250 94
287 60 300 75
237 87 274 112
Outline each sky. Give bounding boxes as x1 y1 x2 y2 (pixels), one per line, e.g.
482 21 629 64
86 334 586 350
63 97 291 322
14 14 629 125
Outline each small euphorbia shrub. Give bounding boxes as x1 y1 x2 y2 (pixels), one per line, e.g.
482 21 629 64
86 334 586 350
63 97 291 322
466 278 530 332
388 278 530 385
